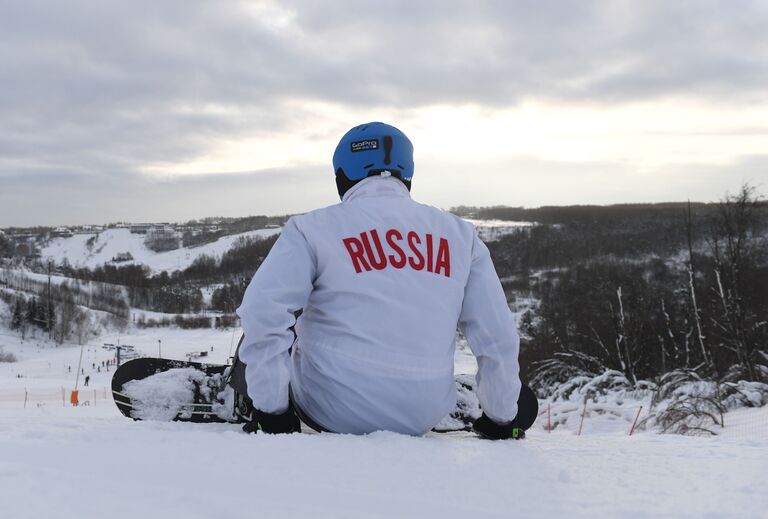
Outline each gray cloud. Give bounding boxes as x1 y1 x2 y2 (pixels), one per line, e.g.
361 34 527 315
3 154 766 227
1 1 767 225
417 153 768 209
0 164 335 226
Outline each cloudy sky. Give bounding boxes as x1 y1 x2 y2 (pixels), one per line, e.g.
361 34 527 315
1 1 767 226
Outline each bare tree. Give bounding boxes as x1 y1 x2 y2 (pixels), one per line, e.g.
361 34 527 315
685 201 712 372
708 184 765 381
54 284 77 344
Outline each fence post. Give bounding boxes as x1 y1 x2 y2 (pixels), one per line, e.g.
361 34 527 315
629 406 643 436
94 389 97 406
24 388 28 409
61 387 65 407
547 403 551 432
578 402 587 436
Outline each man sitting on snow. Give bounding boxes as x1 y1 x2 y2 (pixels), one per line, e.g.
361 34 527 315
234 122 523 439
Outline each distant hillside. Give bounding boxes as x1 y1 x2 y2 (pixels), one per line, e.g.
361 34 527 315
41 228 281 274
3 217 533 272
452 201 768 230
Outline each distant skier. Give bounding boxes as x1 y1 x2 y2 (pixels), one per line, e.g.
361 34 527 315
84 375 90 387
235 122 522 439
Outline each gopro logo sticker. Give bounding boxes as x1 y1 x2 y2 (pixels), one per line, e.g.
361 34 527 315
350 139 379 152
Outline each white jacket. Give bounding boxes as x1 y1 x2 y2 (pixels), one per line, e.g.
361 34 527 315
236 175 520 435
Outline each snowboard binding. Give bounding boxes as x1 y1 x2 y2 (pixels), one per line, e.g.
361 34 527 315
224 347 255 422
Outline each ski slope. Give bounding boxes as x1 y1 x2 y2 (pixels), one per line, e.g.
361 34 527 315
40 227 281 273
1 328 766 518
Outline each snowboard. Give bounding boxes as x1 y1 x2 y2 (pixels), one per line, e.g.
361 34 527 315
111 357 234 423
112 357 538 432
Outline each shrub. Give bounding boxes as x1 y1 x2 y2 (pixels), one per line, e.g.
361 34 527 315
174 315 212 329
0 349 17 363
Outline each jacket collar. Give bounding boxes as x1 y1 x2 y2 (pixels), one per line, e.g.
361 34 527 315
342 174 412 203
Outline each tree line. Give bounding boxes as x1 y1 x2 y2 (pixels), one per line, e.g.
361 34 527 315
1 285 115 345
489 187 768 389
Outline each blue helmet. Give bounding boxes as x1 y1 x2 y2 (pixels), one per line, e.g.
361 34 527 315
332 122 414 198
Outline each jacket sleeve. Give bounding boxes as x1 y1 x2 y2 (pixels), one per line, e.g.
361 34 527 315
458 231 521 424
235 218 316 414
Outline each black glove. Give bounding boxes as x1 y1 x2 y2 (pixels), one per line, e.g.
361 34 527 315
473 413 525 440
242 407 301 434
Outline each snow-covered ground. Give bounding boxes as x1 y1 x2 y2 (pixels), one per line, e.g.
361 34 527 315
1 327 767 518
464 218 534 242
40 227 281 273
3 407 766 519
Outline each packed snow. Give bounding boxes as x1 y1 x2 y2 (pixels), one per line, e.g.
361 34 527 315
1 326 766 518
2 408 766 519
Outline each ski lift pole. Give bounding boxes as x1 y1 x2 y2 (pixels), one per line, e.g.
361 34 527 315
74 341 85 390
71 341 85 406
